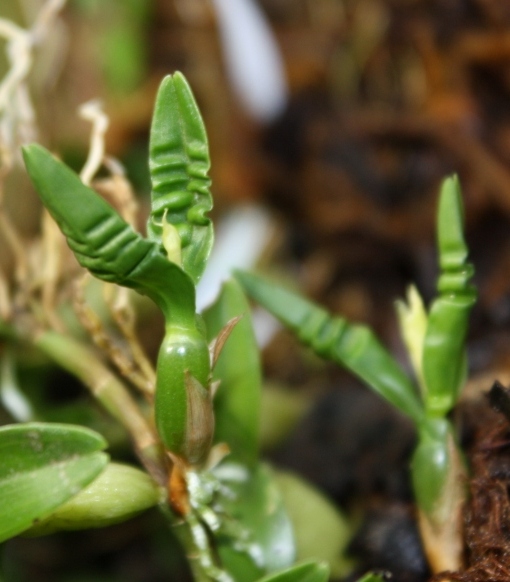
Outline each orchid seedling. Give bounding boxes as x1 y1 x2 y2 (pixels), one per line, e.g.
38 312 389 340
6 71 347 582
237 175 476 575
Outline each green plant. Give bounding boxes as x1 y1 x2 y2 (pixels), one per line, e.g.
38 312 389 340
236 175 475 575
0 70 364 582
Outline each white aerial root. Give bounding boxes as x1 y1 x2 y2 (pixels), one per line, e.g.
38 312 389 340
77 95 156 395
0 0 67 156
78 99 109 186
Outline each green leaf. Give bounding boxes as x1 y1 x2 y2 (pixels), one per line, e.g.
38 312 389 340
215 462 295 582
236 271 424 424
255 561 330 582
148 72 213 284
274 470 352 577
25 463 161 535
0 423 108 543
422 176 476 415
203 279 262 466
22 144 196 327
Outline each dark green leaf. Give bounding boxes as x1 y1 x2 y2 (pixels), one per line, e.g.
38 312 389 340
22 144 196 327
255 561 330 582
148 72 213 283
215 462 295 582
0 423 108 542
236 271 424 424
203 279 262 466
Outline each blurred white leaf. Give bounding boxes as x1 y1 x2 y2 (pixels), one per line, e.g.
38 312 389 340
210 0 288 122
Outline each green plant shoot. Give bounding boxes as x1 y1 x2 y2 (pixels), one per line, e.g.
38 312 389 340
23 73 214 471
19 71 340 582
237 175 476 575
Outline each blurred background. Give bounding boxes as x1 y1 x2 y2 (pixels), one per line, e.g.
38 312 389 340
2 1 510 581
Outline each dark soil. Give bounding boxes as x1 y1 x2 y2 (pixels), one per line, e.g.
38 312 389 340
440 384 510 582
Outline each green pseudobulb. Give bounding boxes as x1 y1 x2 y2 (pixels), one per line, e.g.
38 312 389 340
155 327 213 466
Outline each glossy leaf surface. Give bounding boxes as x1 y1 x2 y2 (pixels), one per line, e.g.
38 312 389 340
26 463 161 535
256 561 329 582
215 462 295 582
0 423 108 543
23 144 196 327
203 279 262 466
236 271 424 424
422 176 476 415
148 72 213 283
411 417 460 517
154 327 213 465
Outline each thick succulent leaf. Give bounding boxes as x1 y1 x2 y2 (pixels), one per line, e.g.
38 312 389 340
148 72 213 283
422 176 476 415
203 279 262 466
214 462 295 582
236 271 424 424
255 561 330 582
22 144 196 327
0 423 108 543
25 463 161 535
274 470 352 577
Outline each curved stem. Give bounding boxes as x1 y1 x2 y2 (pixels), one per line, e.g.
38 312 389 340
33 329 167 485
160 505 229 582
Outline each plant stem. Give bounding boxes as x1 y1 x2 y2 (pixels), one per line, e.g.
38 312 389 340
159 506 217 582
412 418 466 573
34 329 166 484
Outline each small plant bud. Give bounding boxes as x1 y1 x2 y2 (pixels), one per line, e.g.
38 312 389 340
160 210 183 267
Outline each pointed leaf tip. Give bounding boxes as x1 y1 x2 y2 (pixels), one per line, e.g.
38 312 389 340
437 174 468 271
148 72 213 283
